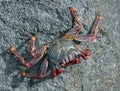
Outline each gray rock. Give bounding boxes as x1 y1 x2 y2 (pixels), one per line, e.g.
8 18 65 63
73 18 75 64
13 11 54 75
0 0 120 91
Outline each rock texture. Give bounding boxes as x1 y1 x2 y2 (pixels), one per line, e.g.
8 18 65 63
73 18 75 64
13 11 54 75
0 0 120 91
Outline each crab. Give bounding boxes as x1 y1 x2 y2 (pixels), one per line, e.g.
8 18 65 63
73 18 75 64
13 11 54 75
10 7 102 79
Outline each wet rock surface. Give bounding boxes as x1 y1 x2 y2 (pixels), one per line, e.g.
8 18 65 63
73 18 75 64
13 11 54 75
0 0 120 91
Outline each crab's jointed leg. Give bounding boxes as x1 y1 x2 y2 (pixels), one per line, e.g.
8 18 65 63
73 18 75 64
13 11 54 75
71 7 82 28
50 63 63 78
73 14 103 42
30 36 36 53
10 36 49 68
30 36 49 58
11 46 26 66
30 45 49 58
22 58 48 79
64 7 103 42
77 45 92 60
11 46 47 68
64 7 82 39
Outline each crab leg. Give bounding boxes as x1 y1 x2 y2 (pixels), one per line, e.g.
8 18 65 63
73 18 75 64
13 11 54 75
10 45 47 68
51 63 63 78
30 45 49 58
30 36 49 58
92 14 103 37
74 57 80 64
77 45 92 60
30 36 36 52
11 46 26 66
64 26 81 39
22 58 48 79
73 14 103 42
64 7 82 38
71 7 82 28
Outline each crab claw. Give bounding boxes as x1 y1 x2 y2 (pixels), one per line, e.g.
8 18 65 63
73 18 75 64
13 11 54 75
51 64 63 78
56 67 63 76
74 57 80 64
80 49 91 60
81 53 89 60
52 68 63 78
84 48 92 56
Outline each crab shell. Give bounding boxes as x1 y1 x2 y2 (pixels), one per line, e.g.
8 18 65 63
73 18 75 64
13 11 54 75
48 38 80 66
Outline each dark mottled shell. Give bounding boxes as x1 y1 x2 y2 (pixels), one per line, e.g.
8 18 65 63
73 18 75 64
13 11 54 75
48 38 80 64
